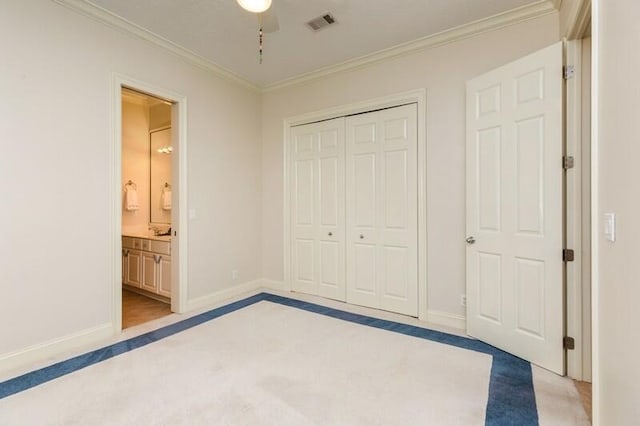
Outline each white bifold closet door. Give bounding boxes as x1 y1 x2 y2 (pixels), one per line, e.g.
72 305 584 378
346 104 418 316
290 117 346 301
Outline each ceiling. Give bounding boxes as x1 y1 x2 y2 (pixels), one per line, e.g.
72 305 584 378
87 0 551 88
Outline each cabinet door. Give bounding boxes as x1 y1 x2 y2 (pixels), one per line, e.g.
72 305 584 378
126 250 142 288
141 252 158 293
157 255 172 297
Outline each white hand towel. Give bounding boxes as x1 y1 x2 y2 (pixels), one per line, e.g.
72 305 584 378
162 190 172 210
125 187 140 211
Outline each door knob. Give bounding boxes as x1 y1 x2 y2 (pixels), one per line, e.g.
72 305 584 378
328 232 333 236
466 236 476 244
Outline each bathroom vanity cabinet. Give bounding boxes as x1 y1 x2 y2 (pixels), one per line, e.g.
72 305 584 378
122 236 171 298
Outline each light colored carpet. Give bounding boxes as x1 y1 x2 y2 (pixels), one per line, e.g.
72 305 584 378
1 301 492 425
0 291 591 425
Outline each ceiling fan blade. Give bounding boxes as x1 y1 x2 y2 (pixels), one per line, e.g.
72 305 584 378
260 7 279 33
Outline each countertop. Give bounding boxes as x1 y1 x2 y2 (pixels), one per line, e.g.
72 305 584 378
122 233 171 242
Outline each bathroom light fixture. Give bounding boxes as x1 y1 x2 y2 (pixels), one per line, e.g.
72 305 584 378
236 0 271 13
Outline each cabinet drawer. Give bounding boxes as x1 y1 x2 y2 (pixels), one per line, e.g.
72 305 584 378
149 240 171 255
123 237 137 249
141 239 151 251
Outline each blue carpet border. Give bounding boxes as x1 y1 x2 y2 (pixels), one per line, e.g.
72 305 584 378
0 292 538 425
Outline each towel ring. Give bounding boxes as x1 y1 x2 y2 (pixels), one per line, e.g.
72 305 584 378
125 180 137 190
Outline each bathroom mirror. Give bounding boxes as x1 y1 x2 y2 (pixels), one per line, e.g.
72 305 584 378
150 127 172 224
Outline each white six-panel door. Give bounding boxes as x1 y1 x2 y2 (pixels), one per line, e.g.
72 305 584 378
291 117 346 301
346 104 418 316
466 43 564 374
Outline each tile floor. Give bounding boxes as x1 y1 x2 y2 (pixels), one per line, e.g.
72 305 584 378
122 289 171 329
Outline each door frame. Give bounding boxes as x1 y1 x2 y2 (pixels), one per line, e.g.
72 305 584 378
282 89 428 320
111 73 189 333
565 36 592 381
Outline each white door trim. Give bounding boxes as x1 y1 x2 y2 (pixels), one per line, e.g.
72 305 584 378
111 73 189 334
565 39 592 381
283 89 428 320
590 2 600 419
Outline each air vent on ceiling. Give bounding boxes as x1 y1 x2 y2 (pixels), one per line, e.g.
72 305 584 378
306 13 336 31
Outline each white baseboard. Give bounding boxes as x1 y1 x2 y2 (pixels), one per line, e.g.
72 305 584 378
185 279 263 312
253 282 467 332
0 323 113 376
0 283 466 378
427 310 466 331
260 279 286 291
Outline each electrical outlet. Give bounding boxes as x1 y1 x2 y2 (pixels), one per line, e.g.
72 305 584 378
231 270 239 280
460 295 467 307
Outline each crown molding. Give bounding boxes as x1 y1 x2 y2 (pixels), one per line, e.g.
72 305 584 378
53 0 556 94
52 0 261 92
263 1 556 92
564 0 591 39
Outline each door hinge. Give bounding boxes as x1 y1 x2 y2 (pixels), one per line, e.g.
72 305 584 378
563 336 575 350
563 65 576 80
563 156 575 170
563 249 575 262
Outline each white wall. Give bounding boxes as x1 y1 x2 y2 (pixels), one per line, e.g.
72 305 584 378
261 14 560 319
122 100 151 234
0 0 261 360
594 0 640 423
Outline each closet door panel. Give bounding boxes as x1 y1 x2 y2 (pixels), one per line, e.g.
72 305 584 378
353 121 377 145
319 157 339 227
295 238 315 285
347 104 418 316
291 126 317 295
353 154 376 228
354 243 377 295
383 149 408 230
295 160 315 227
319 128 339 151
319 240 339 288
379 104 418 316
291 118 345 301
317 120 345 301
346 114 381 309
383 246 409 299
295 133 314 155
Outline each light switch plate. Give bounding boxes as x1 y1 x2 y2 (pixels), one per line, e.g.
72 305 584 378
604 213 616 242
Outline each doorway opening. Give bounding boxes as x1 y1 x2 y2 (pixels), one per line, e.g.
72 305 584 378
121 88 174 329
112 75 188 333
